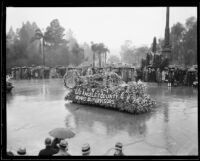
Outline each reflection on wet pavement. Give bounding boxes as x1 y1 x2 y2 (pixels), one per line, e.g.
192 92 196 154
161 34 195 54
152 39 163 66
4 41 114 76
6 79 198 155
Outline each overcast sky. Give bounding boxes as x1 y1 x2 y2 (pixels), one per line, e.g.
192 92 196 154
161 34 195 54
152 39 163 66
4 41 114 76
6 7 197 56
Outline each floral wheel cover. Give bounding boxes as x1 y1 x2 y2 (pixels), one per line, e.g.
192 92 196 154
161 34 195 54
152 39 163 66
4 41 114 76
64 70 79 89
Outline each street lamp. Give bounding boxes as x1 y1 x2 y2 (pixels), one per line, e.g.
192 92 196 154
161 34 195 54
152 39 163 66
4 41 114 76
35 29 45 78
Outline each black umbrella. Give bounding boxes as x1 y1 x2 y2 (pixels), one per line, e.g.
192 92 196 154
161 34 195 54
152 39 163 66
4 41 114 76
49 128 75 139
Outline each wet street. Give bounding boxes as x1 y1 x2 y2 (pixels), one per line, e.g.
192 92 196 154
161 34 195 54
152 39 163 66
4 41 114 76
6 79 198 155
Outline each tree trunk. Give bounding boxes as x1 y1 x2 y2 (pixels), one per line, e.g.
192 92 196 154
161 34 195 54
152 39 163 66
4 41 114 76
42 38 45 79
42 39 45 67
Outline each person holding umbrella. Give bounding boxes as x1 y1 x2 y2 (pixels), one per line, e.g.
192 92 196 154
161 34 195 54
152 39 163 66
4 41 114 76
51 138 62 153
53 140 71 156
49 127 75 155
39 137 57 156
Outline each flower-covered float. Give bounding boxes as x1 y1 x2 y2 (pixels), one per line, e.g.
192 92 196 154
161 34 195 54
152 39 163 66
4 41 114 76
64 69 156 114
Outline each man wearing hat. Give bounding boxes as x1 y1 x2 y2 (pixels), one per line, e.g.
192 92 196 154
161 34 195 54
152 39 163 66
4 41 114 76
53 140 71 156
114 142 125 156
82 143 90 156
39 137 57 156
17 147 26 155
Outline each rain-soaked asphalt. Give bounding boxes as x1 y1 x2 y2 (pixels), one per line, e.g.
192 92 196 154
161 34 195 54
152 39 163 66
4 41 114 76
6 79 198 155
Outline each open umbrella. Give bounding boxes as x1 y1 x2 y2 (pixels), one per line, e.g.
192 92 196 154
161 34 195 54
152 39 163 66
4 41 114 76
49 128 75 139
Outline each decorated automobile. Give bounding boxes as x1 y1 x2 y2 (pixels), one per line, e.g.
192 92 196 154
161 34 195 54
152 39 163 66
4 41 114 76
64 69 156 114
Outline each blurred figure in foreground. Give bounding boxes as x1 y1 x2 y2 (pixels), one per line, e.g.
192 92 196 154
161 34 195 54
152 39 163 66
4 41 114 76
51 138 62 153
82 143 91 156
53 140 71 156
114 142 125 156
17 147 26 156
38 137 57 156
7 151 14 156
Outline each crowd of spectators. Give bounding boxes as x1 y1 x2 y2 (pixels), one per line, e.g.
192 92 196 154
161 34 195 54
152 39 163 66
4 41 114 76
141 66 198 87
7 65 198 88
8 66 66 80
7 138 125 156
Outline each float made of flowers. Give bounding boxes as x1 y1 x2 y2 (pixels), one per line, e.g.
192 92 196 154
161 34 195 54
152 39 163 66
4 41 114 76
64 70 156 114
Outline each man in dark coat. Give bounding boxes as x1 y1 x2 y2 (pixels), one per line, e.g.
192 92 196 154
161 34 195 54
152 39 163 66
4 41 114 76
51 138 62 153
39 138 58 156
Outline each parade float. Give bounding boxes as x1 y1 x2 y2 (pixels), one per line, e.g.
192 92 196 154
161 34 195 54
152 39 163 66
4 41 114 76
64 69 156 114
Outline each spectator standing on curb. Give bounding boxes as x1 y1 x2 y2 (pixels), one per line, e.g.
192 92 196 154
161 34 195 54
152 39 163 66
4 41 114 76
53 140 71 156
39 138 58 156
17 147 26 156
114 142 125 156
82 143 91 156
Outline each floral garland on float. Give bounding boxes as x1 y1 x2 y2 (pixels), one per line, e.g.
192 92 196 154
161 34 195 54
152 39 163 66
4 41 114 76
64 70 156 114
